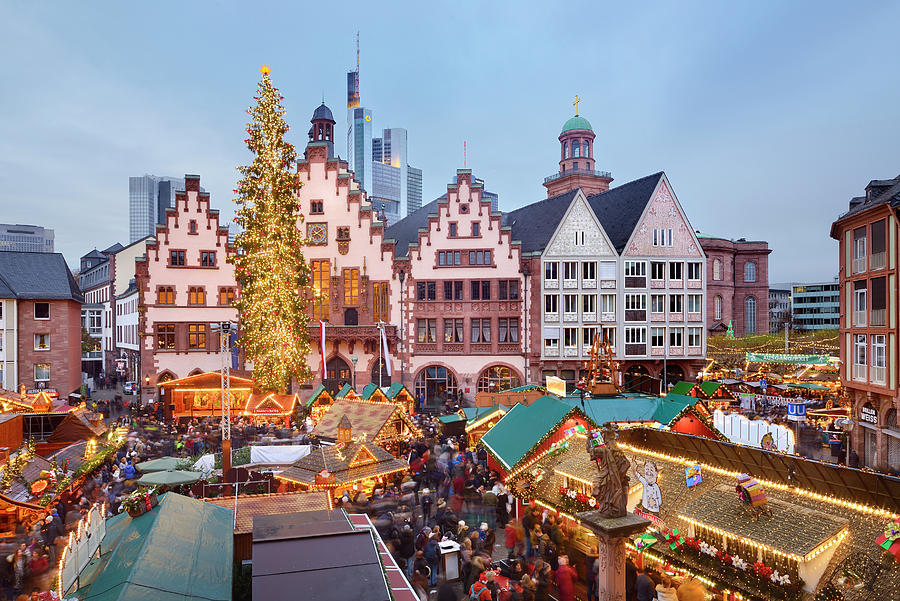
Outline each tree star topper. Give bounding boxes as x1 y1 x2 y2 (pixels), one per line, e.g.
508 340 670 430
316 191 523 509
260 64 271 76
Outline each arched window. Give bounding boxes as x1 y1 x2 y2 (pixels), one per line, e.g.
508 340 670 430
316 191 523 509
745 296 757 335
414 366 458 408
477 366 521 392
563 142 568 159
324 357 352 395
371 357 391 387
573 141 580 158
713 259 722 281
744 262 757 283
714 295 723 321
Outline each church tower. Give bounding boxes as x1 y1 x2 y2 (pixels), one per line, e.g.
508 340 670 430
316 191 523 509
543 98 613 197
308 103 336 158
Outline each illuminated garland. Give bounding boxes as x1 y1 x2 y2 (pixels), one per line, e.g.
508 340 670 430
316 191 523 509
229 65 313 393
557 486 598 512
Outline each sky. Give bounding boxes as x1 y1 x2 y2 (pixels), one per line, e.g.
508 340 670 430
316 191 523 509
1 1 898 283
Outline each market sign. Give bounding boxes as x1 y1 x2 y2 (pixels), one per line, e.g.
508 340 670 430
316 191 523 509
26 388 58 398
545 376 567 397
685 465 702 488
861 403 878 425
746 352 830 365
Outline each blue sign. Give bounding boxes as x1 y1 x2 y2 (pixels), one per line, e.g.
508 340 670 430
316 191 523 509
787 401 807 422
760 378 767 390
685 465 703 488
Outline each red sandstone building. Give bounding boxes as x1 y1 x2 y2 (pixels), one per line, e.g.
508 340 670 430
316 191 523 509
830 174 900 471
697 233 770 336
0 252 84 396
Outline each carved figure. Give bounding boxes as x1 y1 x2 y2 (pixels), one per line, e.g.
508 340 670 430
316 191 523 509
586 425 631 518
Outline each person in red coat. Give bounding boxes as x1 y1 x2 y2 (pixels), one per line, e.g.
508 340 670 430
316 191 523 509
554 555 577 601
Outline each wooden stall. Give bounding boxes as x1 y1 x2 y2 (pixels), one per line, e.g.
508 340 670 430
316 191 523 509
158 372 254 421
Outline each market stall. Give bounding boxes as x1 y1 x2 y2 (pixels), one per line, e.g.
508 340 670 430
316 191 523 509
304 385 335 425
311 398 421 454
159 371 254 421
243 392 300 426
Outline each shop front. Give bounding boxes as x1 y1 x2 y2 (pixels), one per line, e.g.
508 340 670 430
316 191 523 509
158 372 254 421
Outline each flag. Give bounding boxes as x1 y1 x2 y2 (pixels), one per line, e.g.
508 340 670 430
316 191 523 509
380 326 392 377
320 321 327 374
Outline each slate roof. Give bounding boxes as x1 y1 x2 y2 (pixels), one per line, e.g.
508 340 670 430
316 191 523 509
587 171 664 253
205 491 331 534
384 198 441 258
278 441 408 486
835 174 900 221
501 189 579 253
479 394 581 471
0 252 83 301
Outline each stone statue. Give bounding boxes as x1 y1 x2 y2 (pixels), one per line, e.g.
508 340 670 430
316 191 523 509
586 424 631 518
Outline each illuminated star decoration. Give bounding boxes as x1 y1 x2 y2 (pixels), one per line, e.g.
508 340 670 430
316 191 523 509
260 64 271 75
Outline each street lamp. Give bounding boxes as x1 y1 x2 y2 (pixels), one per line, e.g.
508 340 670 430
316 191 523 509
351 355 358 391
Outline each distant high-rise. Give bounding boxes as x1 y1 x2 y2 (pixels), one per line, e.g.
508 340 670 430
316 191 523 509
0 224 54 253
129 175 191 242
345 40 421 222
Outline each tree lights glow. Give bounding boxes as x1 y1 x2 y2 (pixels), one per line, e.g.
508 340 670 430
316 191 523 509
229 66 313 393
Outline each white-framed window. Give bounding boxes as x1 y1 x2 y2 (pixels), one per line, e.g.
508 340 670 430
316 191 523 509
600 294 615 313
651 327 665 348
652 228 674 247
563 328 579 348
544 338 559 351
624 326 646 344
651 262 665 280
34 363 50 381
744 262 757 283
651 294 665 313
669 262 683 280
745 296 757 334
34 302 50 320
669 294 683 313
582 261 596 281
625 294 647 311
872 334 886 383
714 295 723 320
624 261 646 277
687 262 702 281
582 294 596 315
601 326 616 347
688 327 702 347
854 334 867 376
687 294 702 313
544 294 559 315
34 334 50 350
563 261 578 281
854 284 867 326
713 258 722 281
544 262 558 280
669 327 683 347
563 294 578 313
582 326 597 347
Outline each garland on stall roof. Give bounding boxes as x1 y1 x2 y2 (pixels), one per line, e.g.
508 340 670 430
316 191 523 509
557 486 598 513
667 404 730 442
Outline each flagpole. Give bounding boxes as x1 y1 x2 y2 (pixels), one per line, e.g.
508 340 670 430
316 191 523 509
378 321 383 388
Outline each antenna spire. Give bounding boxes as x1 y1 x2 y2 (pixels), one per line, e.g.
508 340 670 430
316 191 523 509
356 31 360 73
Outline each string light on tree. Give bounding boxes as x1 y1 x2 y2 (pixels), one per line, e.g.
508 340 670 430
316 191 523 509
229 65 313 393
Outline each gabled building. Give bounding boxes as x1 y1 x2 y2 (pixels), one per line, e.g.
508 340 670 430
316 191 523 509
136 176 239 404
0 252 83 396
830 174 900 471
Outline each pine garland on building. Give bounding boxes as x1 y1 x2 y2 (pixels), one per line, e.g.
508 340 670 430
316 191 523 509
230 65 313 393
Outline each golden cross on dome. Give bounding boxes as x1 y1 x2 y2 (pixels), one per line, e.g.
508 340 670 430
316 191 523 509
573 95 581 116
260 64 271 75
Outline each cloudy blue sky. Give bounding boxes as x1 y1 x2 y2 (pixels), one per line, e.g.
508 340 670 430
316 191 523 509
1 1 898 283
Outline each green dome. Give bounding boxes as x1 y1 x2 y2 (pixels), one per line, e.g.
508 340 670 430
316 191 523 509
561 115 593 133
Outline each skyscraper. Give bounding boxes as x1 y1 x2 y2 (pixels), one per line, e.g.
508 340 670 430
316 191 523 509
0 224 54 252
350 107 373 195
129 175 200 242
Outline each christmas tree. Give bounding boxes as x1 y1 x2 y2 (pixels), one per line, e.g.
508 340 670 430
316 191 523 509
725 320 735 339
229 65 313 392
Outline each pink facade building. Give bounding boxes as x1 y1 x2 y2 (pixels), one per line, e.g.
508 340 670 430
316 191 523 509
698 234 770 336
136 175 238 403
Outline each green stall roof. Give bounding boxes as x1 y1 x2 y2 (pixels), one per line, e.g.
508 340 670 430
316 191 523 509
669 381 696 396
557 393 694 428
479 395 580 471
305 385 331 409
71 493 233 601
699 381 724 396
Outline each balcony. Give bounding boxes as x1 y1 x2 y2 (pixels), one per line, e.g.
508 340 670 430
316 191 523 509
871 366 886 385
563 279 578 289
687 279 702 290
563 312 579 323
544 279 559 289
308 323 398 344
543 168 612 184
669 279 683 289
852 256 866 274
871 309 886 326
871 252 886 271
600 312 616 323
544 347 560 357
854 311 867 327
545 312 559 323
583 312 597 322
650 312 666 323
582 279 597 289
669 312 684 322
687 312 702 322
853 363 866 381
600 280 616 289
564 346 579 357
650 279 665 289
